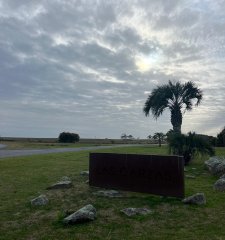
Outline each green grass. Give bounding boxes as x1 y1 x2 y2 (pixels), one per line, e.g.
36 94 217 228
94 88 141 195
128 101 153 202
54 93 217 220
0 145 225 240
1 141 108 150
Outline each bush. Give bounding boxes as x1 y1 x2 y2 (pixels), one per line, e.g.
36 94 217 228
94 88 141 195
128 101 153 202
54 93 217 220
168 131 215 165
58 132 80 143
216 127 225 147
195 134 217 146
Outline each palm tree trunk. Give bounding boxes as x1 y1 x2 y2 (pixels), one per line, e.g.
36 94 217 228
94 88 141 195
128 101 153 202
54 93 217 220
171 105 182 134
173 124 181 133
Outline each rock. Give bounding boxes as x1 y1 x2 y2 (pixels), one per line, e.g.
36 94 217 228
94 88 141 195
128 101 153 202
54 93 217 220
220 174 225 179
184 167 188 172
93 190 122 198
192 168 196 170
31 194 49 206
214 179 225 191
205 157 225 176
121 207 152 217
205 157 221 173
182 193 206 205
185 174 196 179
85 180 89 184
47 180 73 190
80 171 89 176
214 162 225 176
61 176 71 181
63 204 96 224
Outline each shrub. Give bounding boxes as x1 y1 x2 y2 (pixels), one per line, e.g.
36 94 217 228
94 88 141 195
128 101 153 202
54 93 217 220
216 127 225 147
192 134 216 146
58 132 80 143
168 131 215 165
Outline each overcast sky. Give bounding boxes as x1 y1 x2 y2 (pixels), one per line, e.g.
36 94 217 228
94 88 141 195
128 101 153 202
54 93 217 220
0 0 225 138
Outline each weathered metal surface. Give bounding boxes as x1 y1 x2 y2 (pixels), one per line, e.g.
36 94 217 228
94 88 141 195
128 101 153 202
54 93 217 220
89 153 184 198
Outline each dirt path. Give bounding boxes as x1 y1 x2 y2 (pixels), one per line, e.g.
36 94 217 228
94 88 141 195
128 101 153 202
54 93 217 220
0 144 142 158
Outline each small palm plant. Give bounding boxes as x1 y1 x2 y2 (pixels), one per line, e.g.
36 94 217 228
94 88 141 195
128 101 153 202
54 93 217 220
168 131 215 165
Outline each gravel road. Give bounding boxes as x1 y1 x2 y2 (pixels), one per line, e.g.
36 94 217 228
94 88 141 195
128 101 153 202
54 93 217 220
0 144 142 158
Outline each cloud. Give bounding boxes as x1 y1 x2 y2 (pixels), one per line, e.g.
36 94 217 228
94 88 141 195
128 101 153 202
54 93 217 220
0 0 225 138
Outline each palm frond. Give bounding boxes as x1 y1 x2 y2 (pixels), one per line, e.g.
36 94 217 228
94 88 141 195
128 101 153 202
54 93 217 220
143 84 173 118
182 81 203 110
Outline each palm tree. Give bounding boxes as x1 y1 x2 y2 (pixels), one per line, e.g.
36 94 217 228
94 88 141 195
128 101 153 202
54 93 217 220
143 80 203 133
147 134 152 140
127 134 134 140
121 133 127 140
153 132 166 147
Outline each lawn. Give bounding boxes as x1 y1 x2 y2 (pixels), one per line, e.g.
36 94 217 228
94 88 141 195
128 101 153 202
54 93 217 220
0 145 225 240
0 141 107 150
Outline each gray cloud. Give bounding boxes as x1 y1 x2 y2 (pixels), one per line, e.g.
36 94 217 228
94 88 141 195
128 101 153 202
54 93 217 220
0 0 225 138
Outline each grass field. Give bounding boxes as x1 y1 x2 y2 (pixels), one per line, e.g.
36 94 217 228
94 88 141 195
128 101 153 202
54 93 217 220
0 145 225 240
0 140 148 150
0 141 106 150
0 139 151 150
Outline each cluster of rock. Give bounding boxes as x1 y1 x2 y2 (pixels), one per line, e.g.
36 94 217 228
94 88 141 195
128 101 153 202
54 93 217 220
30 171 156 224
205 156 225 191
30 176 73 206
63 204 154 224
30 164 216 226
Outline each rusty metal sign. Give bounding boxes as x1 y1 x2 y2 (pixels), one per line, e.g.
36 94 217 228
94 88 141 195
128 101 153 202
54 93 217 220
89 153 184 198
